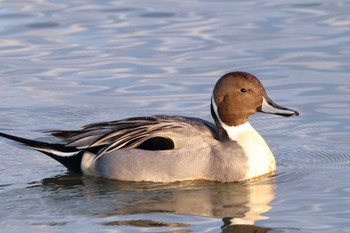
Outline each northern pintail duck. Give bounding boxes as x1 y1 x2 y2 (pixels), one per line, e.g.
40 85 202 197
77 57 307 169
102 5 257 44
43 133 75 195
0 72 298 182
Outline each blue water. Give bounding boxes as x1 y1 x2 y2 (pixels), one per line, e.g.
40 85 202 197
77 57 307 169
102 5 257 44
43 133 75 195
0 0 350 232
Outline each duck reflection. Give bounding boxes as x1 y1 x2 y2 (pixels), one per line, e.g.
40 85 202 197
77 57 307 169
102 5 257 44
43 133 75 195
38 173 275 232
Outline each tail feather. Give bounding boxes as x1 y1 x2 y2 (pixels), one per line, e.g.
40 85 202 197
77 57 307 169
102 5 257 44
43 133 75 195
0 132 83 173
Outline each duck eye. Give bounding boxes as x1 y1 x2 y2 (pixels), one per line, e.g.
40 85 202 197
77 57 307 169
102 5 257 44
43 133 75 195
240 88 248 93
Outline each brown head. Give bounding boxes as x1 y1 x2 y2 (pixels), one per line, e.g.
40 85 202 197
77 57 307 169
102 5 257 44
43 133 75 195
211 72 299 137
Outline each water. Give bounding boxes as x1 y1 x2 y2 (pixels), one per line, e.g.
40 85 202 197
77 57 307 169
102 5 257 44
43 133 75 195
0 0 349 232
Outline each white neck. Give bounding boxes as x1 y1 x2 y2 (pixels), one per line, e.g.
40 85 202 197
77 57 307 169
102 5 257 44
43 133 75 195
211 95 276 180
211 95 250 141
221 121 252 141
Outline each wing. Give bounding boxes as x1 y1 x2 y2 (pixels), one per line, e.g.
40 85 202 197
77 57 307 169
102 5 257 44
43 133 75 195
47 115 219 154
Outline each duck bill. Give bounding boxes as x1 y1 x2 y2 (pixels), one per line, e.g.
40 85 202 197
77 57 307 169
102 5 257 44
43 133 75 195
257 96 299 117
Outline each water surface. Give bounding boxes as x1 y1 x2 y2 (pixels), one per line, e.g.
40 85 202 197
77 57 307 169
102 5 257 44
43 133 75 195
0 0 350 232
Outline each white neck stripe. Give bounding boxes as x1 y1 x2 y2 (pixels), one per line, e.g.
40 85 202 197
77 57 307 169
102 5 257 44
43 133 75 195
211 96 251 141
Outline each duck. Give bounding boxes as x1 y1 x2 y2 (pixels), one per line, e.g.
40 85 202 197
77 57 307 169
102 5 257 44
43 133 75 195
0 71 298 182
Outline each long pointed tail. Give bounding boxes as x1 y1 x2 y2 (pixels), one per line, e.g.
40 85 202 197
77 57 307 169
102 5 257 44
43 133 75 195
0 132 83 173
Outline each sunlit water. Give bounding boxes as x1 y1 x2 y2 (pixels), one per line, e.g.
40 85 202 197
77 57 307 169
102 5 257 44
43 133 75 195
0 0 350 232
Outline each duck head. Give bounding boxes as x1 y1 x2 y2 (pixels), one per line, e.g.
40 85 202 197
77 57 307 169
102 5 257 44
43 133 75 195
211 71 299 138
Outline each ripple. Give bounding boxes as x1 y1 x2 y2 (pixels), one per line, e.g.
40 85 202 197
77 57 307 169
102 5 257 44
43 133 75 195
0 13 36 19
140 12 176 18
97 7 138 13
25 22 60 29
278 145 350 171
102 219 190 228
